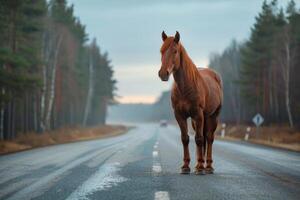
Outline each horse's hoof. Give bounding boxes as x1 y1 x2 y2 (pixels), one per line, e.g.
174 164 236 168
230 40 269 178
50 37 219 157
205 167 214 174
180 167 191 174
194 168 206 175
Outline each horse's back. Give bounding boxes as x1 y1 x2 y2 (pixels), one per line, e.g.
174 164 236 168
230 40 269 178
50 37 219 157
197 68 223 115
197 68 222 88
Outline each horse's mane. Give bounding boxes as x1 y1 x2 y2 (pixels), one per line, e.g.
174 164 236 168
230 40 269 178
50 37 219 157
178 43 200 84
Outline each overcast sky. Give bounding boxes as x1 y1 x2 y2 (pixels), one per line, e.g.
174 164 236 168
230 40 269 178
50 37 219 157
68 0 296 103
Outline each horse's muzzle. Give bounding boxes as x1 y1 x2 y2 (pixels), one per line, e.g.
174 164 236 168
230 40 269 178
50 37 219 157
158 69 170 81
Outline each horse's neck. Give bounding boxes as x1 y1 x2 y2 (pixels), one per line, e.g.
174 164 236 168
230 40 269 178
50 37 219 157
173 47 201 97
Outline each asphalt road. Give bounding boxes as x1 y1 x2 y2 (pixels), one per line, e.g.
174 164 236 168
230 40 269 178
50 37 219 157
0 123 299 200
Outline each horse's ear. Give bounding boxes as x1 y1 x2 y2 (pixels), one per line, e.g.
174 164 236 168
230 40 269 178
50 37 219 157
162 31 168 41
174 31 180 43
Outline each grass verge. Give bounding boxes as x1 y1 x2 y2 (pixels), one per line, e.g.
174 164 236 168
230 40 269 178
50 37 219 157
0 125 128 155
215 124 300 152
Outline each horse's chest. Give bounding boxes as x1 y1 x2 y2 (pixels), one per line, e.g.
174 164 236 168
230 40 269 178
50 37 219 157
172 99 197 116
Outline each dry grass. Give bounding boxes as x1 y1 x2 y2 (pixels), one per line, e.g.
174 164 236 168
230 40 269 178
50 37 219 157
215 124 300 151
0 125 128 155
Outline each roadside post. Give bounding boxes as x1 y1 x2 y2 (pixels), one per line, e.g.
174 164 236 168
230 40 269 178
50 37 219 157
252 113 264 135
244 127 251 141
221 123 226 138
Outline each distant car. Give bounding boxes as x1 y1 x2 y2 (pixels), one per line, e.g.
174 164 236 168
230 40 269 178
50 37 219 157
160 120 168 127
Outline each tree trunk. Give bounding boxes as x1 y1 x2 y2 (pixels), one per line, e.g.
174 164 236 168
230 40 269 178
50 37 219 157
83 51 94 126
11 99 15 138
39 62 47 132
33 94 38 131
0 86 5 140
40 31 52 132
45 34 63 130
284 42 294 128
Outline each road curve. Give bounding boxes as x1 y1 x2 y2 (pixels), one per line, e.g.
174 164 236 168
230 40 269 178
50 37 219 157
0 123 299 200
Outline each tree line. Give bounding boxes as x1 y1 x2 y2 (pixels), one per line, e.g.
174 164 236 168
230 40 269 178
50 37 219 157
0 0 116 140
151 91 174 121
209 0 300 128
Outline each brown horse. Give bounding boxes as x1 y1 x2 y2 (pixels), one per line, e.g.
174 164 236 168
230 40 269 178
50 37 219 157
158 31 223 175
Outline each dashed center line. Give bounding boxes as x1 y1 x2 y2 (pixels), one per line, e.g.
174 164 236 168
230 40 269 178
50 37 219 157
152 164 162 173
155 191 170 200
152 151 158 157
152 140 162 174
153 141 170 199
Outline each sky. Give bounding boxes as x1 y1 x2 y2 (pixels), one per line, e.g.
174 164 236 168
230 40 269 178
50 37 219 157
68 0 296 104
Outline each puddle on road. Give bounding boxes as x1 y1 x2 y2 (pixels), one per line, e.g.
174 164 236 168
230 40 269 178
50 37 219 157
66 162 127 200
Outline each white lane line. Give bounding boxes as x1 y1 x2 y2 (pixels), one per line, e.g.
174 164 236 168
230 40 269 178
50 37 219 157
66 162 127 200
152 151 158 157
155 191 170 200
6 146 119 200
152 164 162 173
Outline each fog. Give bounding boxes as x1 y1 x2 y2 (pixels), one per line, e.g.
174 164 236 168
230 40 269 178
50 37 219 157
68 0 292 104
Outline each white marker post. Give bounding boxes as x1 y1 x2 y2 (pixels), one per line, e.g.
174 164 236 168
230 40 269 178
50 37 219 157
252 113 264 135
221 123 226 138
244 127 251 141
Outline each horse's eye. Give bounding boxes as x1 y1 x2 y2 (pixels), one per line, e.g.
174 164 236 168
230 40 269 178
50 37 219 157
173 50 177 54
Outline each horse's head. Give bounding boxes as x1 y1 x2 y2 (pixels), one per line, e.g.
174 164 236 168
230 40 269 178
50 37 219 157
158 31 181 81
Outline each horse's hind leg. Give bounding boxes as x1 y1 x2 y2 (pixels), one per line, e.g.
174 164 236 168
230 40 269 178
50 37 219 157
194 110 205 175
175 113 190 174
205 116 218 174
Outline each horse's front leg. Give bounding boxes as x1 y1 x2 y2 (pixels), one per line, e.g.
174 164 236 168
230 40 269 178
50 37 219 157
194 109 205 175
175 112 190 174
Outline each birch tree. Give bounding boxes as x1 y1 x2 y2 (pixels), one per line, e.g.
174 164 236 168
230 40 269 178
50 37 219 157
277 18 295 128
83 45 94 126
44 33 63 130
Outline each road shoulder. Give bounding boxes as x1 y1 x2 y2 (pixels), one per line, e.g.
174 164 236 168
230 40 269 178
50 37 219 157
0 125 129 155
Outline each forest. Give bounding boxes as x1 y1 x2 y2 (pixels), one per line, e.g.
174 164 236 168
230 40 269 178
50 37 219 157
209 0 300 128
0 0 116 140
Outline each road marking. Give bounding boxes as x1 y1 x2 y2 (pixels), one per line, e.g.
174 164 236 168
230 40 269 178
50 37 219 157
152 164 162 173
152 151 158 157
154 144 158 149
66 162 127 200
155 191 170 200
6 146 121 200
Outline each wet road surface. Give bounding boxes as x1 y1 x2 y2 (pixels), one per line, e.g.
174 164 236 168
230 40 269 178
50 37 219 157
0 123 299 200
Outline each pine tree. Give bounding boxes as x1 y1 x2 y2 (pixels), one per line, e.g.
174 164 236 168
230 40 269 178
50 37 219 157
0 0 116 139
0 0 46 138
240 0 278 123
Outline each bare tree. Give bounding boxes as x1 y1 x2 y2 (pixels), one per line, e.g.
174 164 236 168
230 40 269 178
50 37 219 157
83 48 94 126
279 26 294 127
44 33 63 130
